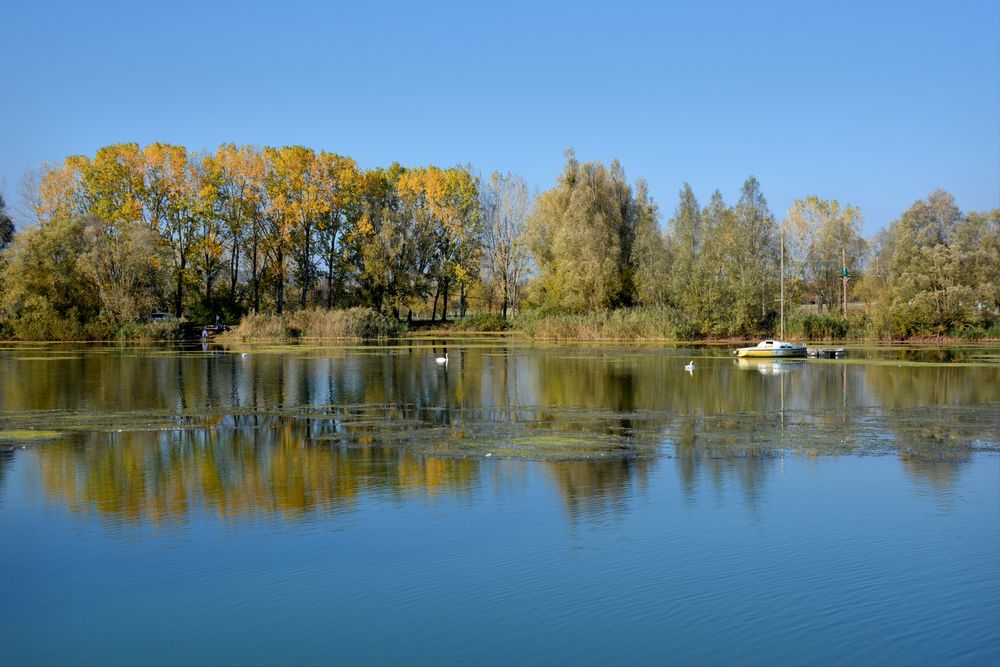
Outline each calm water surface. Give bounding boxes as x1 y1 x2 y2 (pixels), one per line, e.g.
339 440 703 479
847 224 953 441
1 340 998 666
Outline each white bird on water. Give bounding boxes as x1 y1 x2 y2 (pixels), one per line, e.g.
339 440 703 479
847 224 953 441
684 360 695 373
435 352 449 365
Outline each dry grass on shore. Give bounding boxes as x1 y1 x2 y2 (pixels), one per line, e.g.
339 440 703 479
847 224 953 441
220 307 403 341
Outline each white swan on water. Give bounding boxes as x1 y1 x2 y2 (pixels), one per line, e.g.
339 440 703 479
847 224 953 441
684 360 695 372
435 352 449 365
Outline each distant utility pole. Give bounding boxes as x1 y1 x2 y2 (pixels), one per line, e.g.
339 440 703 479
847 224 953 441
841 246 849 316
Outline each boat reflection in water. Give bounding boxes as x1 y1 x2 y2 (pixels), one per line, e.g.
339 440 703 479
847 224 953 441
734 358 806 375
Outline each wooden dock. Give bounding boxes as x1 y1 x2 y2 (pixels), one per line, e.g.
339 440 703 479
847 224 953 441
807 348 846 359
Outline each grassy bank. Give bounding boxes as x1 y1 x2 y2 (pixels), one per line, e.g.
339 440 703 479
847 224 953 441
4 305 998 343
513 307 699 340
220 307 404 341
509 307 1000 342
0 315 187 342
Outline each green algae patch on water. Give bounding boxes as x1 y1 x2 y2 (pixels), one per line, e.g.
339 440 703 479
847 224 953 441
0 409 203 436
0 429 64 444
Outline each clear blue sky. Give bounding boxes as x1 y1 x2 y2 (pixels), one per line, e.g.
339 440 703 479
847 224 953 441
1 0 997 235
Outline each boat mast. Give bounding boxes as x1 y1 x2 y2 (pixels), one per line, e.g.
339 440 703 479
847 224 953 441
780 225 785 340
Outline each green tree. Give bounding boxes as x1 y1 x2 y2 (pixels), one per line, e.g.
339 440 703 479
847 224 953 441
877 191 998 335
349 164 408 315
632 180 669 307
526 151 641 311
958 209 1000 314
0 216 99 339
727 176 779 334
689 190 735 334
666 183 702 310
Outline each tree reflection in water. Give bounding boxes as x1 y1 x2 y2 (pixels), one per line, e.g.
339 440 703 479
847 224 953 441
0 341 996 526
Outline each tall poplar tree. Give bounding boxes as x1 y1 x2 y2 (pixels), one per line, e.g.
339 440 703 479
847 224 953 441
631 180 669 307
667 183 702 311
728 176 779 333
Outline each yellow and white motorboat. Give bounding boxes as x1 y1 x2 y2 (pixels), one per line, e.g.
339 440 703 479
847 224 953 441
734 340 807 358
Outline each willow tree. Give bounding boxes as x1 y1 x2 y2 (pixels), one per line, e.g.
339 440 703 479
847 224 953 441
526 151 645 311
876 190 997 335
960 209 1000 314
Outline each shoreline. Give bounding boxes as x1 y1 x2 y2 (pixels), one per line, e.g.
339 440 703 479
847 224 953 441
2 333 999 345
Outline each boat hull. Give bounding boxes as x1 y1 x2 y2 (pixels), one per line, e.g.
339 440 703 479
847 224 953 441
736 347 807 358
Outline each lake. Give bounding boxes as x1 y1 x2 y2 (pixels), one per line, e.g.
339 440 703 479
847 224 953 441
1 340 998 666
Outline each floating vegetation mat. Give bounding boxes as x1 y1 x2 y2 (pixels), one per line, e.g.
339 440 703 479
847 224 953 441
0 429 65 446
0 402 996 462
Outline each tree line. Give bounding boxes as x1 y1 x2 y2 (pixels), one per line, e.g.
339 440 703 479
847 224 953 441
0 143 527 338
0 143 996 339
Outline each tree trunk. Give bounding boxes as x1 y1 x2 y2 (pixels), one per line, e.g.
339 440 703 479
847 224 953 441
326 254 334 310
276 251 284 315
175 273 183 318
250 237 261 314
205 253 213 303
431 284 440 323
460 282 467 318
441 280 449 322
300 228 311 309
229 243 240 305
174 256 185 317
